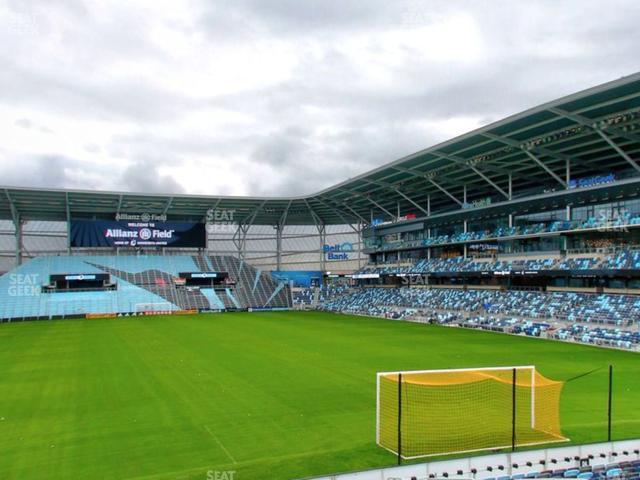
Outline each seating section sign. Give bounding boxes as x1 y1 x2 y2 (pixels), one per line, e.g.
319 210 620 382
70 219 206 248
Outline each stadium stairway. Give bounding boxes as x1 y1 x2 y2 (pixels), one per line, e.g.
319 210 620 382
224 287 241 309
191 255 210 272
209 255 292 309
200 287 225 310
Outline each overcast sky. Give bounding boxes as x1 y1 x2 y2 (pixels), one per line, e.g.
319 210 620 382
0 0 639 197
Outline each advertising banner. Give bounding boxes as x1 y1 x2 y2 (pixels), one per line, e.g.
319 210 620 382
70 219 206 248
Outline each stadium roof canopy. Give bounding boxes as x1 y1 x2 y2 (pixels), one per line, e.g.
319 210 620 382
2 72 640 226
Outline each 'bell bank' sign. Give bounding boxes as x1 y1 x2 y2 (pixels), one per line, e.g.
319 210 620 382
323 242 354 261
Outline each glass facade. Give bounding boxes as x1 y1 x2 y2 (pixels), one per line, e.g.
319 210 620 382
367 196 640 259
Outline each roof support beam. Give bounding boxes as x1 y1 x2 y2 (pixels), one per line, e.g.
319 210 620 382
318 223 326 271
303 199 327 273
365 196 396 219
483 132 572 162
596 130 640 173
548 106 640 174
430 151 512 176
65 192 71 254
523 150 568 187
244 200 267 228
508 173 513 200
203 198 222 224
302 198 324 228
4 189 19 227
482 132 567 188
392 160 508 199
360 178 430 216
161 197 173 215
390 165 427 179
275 217 283 271
116 194 123 215
312 197 357 223
333 201 368 224
65 192 70 221
313 197 357 224
234 202 266 260
4 190 22 266
468 167 509 199
312 198 360 234
233 222 250 261
333 187 395 220
548 107 640 145
393 188 430 216
278 200 293 227
428 179 463 206
391 164 475 189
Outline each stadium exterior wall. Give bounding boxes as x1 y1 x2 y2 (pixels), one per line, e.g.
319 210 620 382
0 220 365 273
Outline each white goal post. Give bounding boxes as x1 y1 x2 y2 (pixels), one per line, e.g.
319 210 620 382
376 365 568 459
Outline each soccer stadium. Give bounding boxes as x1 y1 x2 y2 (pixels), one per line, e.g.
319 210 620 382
1 70 640 480
3 3 640 479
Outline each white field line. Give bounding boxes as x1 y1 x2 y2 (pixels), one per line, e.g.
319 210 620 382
204 424 238 465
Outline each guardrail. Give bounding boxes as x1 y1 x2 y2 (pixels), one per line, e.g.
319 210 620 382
303 439 640 480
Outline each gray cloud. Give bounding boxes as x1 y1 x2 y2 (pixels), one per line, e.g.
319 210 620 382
0 0 638 197
0 154 78 189
14 118 52 134
118 160 186 194
198 0 394 38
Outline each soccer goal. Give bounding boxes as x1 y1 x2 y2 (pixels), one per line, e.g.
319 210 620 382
376 366 569 459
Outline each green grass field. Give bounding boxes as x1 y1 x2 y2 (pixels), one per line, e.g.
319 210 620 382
0 311 638 480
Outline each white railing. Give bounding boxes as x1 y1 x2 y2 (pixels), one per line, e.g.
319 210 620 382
304 438 640 480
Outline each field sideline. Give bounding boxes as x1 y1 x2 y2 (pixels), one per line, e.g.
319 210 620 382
0 311 638 480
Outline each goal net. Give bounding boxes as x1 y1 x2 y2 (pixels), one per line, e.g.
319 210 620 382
376 366 568 459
